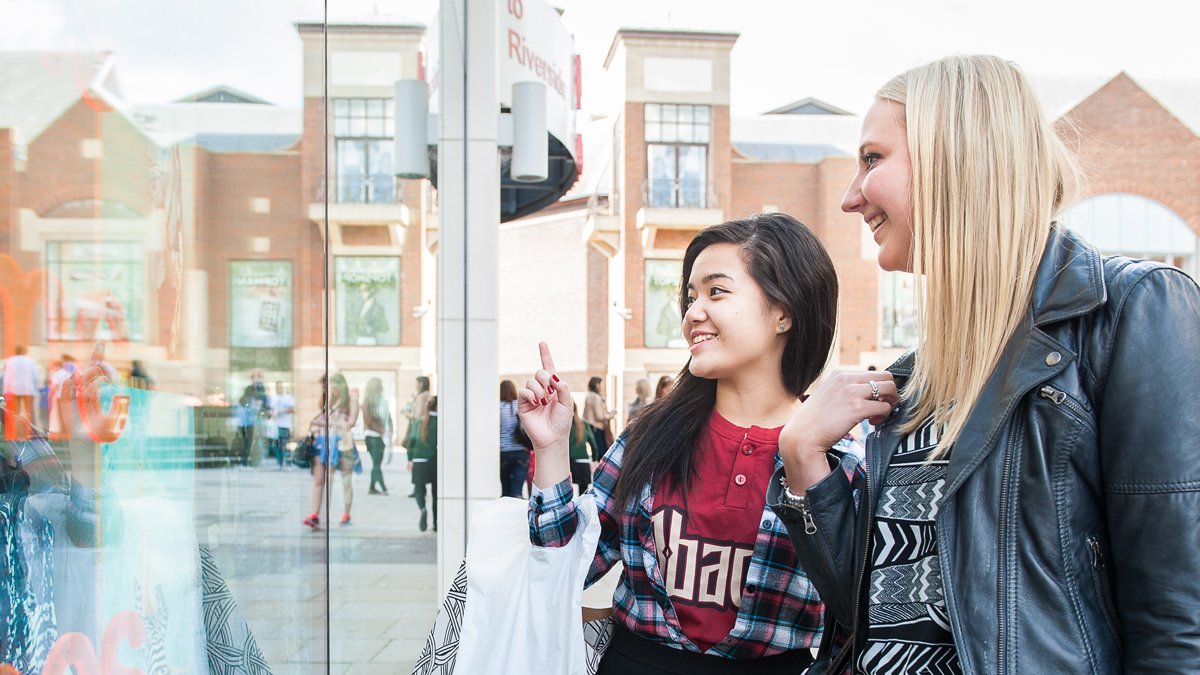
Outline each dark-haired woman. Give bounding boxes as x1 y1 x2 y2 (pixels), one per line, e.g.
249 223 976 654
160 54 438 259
654 375 674 401
582 376 614 460
517 214 841 674
499 379 530 497
404 376 431 497
409 395 438 531
568 401 596 495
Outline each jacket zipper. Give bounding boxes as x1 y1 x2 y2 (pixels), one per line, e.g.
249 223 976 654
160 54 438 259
1087 534 1123 649
996 416 1020 674
800 436 874 669
1038 385 1091 423
847 437 875 667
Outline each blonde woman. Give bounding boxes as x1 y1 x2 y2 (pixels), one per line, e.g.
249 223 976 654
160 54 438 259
361 377 391 495
771 55 1200 673
626 378 651 421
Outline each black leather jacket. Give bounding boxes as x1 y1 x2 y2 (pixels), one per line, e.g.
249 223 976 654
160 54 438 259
772 226 1200 674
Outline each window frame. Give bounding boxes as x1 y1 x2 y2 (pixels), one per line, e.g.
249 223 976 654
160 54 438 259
333 97 396 204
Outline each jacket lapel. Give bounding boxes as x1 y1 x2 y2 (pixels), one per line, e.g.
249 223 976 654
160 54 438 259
943 322 1071 498
915 226 1106 498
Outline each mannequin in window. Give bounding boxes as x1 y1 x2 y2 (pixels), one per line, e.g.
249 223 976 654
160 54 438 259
351 284 388 345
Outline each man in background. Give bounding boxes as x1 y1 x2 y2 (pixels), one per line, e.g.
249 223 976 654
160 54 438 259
270 382 295 469
4 345 40 439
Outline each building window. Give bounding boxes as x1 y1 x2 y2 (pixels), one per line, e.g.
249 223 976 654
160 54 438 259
1061 192 1196 279
228 260 294 348
880 271 917 350
644 259 687 349
645 104 709 208
335 257 401 346
46 241 144 342
333 98 395 204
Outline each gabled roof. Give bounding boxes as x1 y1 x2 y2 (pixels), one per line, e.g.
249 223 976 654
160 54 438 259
130 100 301 148
764 97 853 116
0 51 123 145
1032 72 1200 136
175 85 271 105
733 142 848 163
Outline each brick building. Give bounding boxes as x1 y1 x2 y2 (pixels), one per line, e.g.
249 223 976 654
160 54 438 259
1 27 1196 431
495 31 1200 424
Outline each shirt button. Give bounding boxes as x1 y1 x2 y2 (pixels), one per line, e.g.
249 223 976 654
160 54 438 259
734 474 747 486
1046 351 1062 366
761 519 773 529
746 584 757 594
741 444 753 455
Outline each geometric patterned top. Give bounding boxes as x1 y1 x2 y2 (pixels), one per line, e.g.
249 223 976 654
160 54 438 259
856 418 962 675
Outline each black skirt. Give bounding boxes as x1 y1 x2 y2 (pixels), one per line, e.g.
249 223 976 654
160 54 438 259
411 459 436 485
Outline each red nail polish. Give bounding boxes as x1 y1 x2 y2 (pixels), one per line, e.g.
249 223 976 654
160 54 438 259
541 398 548 406
552 374 560 382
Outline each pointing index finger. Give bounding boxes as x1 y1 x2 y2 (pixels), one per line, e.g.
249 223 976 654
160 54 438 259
539 342 557 373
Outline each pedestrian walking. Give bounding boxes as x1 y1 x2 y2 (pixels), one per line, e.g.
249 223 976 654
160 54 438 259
408 395 437 531
362 377 391 495
304 373 360 528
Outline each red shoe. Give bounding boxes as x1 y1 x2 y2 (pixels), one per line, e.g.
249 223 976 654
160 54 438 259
303 514 320 529
340 513 351 526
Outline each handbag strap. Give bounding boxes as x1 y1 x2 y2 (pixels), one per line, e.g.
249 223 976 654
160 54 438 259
827 636 853 673
814 615 854 674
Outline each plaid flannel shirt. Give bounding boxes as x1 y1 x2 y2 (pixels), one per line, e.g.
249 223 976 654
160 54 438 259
529 433 839 659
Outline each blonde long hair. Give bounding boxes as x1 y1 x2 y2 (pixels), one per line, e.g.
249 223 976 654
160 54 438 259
879 55 1083 458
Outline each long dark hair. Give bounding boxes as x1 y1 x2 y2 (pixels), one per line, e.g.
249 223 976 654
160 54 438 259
612 213 838 510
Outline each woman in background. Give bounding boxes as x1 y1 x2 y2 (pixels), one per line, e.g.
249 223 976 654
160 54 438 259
582 377 615 461
408 396 438 531
404 376 431 497
626 379 651 422
304 373 360 528
361 377 391 495
568 401 595 495
654 375 674 401
499 379 530 497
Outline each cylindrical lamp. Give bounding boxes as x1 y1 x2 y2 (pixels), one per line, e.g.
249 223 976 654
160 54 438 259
511 81 548 182
395 79 430 179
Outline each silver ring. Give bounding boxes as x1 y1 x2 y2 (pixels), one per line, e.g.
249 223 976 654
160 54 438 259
868 380 880 402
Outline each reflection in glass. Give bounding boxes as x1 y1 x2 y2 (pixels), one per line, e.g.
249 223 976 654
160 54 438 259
5 5 439 674
334 97 396 204
646 144 708 209
335 257 402 346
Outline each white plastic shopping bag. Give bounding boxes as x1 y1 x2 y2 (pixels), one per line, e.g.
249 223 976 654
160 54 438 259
413 495 601 675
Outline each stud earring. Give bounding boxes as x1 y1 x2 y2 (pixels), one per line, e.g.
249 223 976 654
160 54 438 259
778 321 787 333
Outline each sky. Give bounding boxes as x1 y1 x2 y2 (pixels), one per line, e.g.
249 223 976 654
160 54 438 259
1 0 1196 119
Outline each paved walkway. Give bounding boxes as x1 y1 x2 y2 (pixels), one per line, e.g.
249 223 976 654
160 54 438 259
196 458 438 675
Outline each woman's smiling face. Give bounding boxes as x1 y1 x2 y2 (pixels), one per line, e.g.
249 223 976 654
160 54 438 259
682 242 787 384
841 99 915 273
